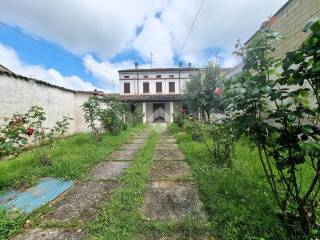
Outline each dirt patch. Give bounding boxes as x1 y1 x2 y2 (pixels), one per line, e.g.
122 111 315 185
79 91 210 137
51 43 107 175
13 228 85 240
150 161 191 181
89 161 131 180
142 181 204 220
152 149 185 161
45 180 119 222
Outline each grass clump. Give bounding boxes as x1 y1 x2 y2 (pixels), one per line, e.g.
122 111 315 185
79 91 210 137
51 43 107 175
169 124 287 240
0 124 145 191
0 208 26 239
88 131 158 240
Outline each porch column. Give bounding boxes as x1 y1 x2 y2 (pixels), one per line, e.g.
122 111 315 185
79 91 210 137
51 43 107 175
142 101 147 123
169 101 174 123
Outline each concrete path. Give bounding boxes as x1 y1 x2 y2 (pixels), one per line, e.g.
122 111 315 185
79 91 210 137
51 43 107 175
13 128 150 240
141 127 207 239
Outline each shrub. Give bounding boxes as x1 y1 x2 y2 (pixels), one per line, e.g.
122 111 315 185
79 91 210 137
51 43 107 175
184 120 207 141
207 123 234 167
127 108 144 126
173 109 188 128
224 20 320 237
82 96 102 142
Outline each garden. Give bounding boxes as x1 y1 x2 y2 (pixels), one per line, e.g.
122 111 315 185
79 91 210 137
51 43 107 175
0 18 318 240
0 95 144 239
171 19 320 239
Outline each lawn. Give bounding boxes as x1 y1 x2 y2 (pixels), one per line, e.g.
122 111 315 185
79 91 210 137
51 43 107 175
0 124 145 191
168 124 288 240
0 124 145 239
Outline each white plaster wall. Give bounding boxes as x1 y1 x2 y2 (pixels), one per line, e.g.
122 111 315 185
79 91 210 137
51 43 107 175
0 75 92 134
119 70 195 95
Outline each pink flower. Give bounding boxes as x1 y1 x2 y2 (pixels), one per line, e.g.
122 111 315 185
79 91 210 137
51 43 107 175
214 87 222 97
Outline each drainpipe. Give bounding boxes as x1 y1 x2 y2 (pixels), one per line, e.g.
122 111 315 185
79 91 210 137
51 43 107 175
135 62 139 94
179 62 182 94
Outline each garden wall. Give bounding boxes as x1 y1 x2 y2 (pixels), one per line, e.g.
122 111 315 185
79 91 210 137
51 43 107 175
0 72 98 134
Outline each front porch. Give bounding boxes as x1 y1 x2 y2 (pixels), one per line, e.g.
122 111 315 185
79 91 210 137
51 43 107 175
120 94 183 123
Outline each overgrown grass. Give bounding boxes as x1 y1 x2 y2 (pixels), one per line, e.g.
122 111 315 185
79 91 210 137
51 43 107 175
88 130 158 240
0 208 26 240
168 124 288 240
0 124 145 191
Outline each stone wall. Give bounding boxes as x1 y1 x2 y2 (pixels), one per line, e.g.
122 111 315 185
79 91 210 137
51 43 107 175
0 73 97 134
266 0 320 59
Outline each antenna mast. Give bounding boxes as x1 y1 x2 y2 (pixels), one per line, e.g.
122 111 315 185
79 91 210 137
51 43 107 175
150 52 153 69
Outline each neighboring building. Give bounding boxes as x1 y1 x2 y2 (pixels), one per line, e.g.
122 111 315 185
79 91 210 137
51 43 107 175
246 0 320 59
118 64 230 123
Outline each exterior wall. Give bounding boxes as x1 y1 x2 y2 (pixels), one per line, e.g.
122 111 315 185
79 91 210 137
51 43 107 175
119 70 196 95
0 75 93 134
263 0 320 59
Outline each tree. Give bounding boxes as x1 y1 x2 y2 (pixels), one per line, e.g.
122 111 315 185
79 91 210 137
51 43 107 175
184 63 224 121
224 20 320 238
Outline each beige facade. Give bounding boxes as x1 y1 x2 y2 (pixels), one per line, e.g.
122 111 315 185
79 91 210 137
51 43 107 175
119 67 230 123
249 0 320 59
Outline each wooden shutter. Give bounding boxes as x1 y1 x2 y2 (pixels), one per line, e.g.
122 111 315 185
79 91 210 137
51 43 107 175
124 82 130 93
143 82 149 93
169 82 175 93
156 82 162 93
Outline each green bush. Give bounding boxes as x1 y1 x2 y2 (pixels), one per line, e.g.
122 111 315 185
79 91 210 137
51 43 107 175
128 108 144 126
172 110 188 128
184 120 207 141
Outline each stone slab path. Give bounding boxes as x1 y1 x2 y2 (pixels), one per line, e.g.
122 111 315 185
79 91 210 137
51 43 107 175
141 128 207 238
13 128 150 240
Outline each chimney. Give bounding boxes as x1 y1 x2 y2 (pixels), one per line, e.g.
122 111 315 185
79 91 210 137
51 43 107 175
188 62 192 68
135 62 138 69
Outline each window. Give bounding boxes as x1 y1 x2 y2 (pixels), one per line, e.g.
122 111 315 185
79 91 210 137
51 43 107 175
143 82 149 93
169 82 175 93
124 75 130 79
124 82 130 93
169 74 174 78
156 82 162 93
143 75 148 78
156 75 161 78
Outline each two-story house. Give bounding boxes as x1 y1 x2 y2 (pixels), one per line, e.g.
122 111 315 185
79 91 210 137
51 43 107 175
119 63 230 123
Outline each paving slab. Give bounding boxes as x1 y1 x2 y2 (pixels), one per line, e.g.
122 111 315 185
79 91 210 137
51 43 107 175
152 149 185 161
150 161 191 181
142 181 204 220
158 138 176 143
139 232 214 240
155 143 180 150
120 143 144 151
45 180 119 221
89 161 131 180
131 138 147 144
14 228 85 240
109 148 138 161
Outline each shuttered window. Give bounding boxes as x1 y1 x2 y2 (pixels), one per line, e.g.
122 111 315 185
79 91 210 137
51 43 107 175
124 82 130 93
169 82 175 93
156 82 162 93
143 82 149 93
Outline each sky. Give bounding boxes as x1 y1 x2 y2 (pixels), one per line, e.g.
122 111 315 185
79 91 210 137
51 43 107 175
0 0 288 93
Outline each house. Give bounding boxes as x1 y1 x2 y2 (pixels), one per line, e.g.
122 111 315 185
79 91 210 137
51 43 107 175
118 63 231 123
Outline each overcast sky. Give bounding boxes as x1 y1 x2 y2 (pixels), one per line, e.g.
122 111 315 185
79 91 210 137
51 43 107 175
0 0 288 92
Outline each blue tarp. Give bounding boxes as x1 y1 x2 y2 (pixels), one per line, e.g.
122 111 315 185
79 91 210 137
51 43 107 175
0 177 73 213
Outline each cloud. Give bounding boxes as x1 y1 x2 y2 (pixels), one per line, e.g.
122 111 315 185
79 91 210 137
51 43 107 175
0 43 102 91
0 0 288 71
0 0 167 58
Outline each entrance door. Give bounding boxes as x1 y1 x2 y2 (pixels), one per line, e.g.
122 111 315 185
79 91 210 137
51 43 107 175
153 103 165 122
